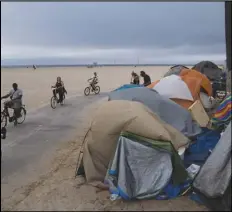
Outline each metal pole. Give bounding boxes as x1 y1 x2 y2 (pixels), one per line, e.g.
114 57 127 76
225 1 231 92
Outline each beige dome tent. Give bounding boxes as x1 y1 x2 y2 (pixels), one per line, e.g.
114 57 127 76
77 100 189 187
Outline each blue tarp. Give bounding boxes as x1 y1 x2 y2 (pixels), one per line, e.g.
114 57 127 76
113 84 143 92
184 127 221 167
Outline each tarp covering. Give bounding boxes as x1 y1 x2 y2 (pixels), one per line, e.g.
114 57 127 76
108 87 201 138
193 122 231 197
113 84 143 92
105 132 188 200
80 100 189 186
192 61 222 81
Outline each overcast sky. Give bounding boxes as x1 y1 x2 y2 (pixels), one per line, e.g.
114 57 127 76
1 2 226 65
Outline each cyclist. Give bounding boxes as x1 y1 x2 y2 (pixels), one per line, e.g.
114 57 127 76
1 83 23 122
88 72 99 91
51 77 67 103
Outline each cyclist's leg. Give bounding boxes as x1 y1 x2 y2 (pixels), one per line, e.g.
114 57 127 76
90 82 94 90
59 90 63 102
14 108 21 119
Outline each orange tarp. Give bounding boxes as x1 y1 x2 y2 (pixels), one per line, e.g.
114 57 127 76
179 69 212 96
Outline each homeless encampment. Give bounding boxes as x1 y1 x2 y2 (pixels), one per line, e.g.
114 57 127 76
77 100 189 189
109 87 201 138
193 123 231 211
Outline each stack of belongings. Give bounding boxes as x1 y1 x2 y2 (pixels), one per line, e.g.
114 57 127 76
191 123 231 211
76 100 192 200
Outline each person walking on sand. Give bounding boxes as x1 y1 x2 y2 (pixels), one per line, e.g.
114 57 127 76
140 71 151 86
131 71 140 85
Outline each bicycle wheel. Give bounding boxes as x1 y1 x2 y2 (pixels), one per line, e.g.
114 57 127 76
51 96 57 109
1 112 7 128
17 107 26 124
84 87 90 96
94 86 100 95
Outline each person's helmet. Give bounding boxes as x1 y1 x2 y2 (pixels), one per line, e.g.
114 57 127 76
94 72 97 75
57 76 61 81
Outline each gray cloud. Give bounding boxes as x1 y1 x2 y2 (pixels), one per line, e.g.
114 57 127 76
1 2 226 64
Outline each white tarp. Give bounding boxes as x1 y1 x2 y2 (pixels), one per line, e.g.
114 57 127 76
152 75 194 101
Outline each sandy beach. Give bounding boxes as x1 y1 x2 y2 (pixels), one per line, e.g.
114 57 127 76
1 66 170 111
1 66 206 211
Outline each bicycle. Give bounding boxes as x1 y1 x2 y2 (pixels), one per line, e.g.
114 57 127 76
50 88 66 109
1 103 27 127
84 81 100 96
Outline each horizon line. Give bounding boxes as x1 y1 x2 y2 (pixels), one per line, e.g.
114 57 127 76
1 63 224 68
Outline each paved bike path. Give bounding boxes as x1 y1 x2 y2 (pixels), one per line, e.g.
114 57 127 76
1 93 108 180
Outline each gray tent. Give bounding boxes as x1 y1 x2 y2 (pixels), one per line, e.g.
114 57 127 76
105 132 188 200
109 87 201 138
193 122 231 211
192 61 222 81
163 65 189 77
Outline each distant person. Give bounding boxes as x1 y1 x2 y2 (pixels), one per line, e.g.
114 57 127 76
131 71 140 85
88 72 99 90
33 65 36 70
51 77 67 103
140 71 151 86
1 83 23 122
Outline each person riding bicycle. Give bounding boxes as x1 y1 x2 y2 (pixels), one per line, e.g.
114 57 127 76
51 77 67 103
88 72 98 91
1 83 23 122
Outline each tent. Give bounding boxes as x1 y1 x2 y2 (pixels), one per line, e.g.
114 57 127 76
147 73 213 109
77 100 189 187
105 131 188 200
148 75 194 101
113 84 143 92
108 87 201 138
163 65 189 77
192 61 222 81
193 122 231 211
